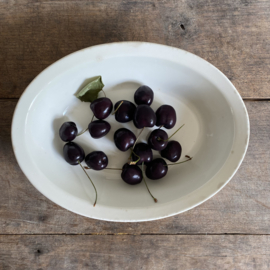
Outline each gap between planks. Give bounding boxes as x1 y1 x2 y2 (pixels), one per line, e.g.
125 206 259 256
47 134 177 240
0 233 270 236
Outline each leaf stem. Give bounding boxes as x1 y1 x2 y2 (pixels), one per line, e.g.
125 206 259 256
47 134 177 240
142 162 157 203
158 124 185 141
79 162 97 207
102 89 106 97
112 101 123 115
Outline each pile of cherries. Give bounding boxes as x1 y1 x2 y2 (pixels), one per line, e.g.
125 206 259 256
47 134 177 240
59 85 192 206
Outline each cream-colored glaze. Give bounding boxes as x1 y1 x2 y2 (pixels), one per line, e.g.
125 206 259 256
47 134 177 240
11 42 249 221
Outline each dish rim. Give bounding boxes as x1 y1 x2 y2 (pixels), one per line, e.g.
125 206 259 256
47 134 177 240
11 41 250 222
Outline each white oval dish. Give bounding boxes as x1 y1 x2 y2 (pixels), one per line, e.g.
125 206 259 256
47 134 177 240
12 42 249 222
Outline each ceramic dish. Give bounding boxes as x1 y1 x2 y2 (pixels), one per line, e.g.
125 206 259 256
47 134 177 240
12 42 249 222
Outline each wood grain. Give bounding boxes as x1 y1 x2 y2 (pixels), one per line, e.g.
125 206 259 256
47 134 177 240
1 235 270 270
0 100 269 234
1 0 270 98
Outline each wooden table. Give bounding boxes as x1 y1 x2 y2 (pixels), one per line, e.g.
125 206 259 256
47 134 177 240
1 1 270 269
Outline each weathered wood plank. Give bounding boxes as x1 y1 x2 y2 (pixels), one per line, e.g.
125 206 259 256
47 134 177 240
1 0 270 98
0 100 269 234
1 235 270 270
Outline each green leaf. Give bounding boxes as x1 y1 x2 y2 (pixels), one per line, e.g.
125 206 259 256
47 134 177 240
75 76 105 102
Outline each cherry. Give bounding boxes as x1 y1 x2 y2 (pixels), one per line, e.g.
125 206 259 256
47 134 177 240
114 100 136 123
90 97 113 120
148 129 168 151
132 143 153 165
85 151 108 170
59 122 78 142
146 158 168 180
134 85 154 105
88 120 111 139
133 104 156 129
156 105 176 129
114 128 136 151
161 141 182 162
63 142 85 165
121 163 143 185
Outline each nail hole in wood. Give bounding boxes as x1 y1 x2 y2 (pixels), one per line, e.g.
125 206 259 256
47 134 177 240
39 216 46 222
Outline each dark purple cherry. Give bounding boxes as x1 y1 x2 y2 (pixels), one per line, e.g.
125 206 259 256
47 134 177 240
88 120 111 139
146 158 168 180
59 122 78 142
148 129 168 151
133 105 156 129
134 85 154 105
121 163 143 185
114 100 136 123
161 141 182 162
132 143 153 165
63 142 85 165
90 97 113 120
156 105 176 129
85 151 108 170
114 128 136 151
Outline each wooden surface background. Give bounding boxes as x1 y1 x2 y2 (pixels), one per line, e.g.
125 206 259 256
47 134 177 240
1 0 270 269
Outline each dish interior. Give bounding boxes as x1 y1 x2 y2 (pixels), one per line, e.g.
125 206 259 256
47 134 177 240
24 56 234 208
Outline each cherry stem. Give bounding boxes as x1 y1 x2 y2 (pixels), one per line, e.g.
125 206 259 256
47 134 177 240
158 125 163 129
129 149 140 165
79 162 97 207
142 162 158 203
84 166 122 171
157 124 185 142
102 89 106 97
167 155 192 166
134 127 144 147
128 127 145 162
128 149 133 162
77 115 94 136
112 101 123 115
77 127 88 136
